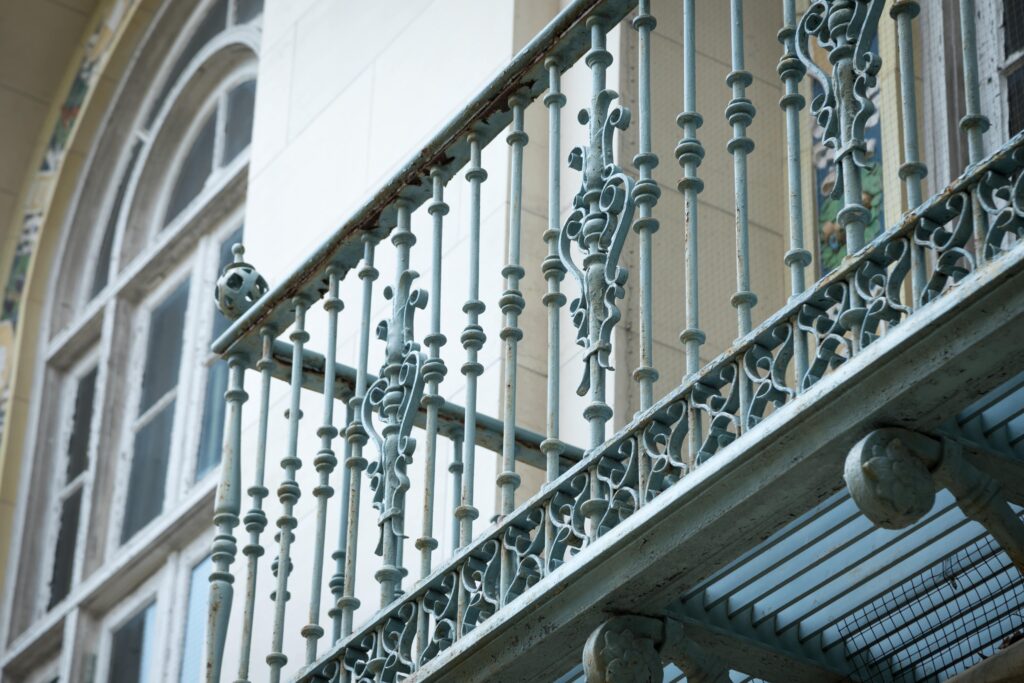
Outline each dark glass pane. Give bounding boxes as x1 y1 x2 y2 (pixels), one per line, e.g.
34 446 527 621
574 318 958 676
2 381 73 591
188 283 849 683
145 0 229 128
47 488 82 609
139 281 189 412
178 556 211 682
121 402 174 543
91 141 142 298
235 0 263 24
195 360 227 481
1006 0 1024 57
164 114 216 227
1009 67 1024 135
223 80 256 165
66 367 97 480
108 602 156 683
195 228 242 480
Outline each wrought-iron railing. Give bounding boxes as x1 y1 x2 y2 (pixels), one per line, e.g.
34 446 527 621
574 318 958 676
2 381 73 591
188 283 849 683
204 0 1024 681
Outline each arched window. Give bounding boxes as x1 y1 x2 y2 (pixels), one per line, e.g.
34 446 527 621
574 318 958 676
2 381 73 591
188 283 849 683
3 2 263 676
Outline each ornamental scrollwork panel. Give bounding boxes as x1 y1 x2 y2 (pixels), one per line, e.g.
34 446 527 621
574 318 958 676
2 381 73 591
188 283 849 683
915 194 975 306
977 148 1024 260
460 539 501 634
690 363 740 464
798 281 852 390
641 400 688 501
854 237 911 350
743 323 794 430
546 472 590 574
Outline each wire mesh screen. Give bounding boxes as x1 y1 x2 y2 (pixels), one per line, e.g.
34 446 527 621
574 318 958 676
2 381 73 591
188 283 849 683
837 529 1024 682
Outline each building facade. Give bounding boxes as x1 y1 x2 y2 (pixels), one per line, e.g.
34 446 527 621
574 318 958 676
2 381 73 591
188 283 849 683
0 0 1022 681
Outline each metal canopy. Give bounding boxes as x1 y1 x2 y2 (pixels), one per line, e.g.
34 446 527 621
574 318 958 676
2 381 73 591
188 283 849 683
668 381 1024 683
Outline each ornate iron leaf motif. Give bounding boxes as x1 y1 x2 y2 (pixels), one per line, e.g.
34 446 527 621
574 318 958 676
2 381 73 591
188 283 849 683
363 273 428 558
559 89 636 396
796 0 885 198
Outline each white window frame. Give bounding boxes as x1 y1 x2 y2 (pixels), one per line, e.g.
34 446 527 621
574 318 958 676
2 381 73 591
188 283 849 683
35 349 101 617
0 0 262 673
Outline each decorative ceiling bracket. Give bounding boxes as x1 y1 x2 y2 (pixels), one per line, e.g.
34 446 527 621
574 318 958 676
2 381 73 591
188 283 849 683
845 427 1024 571
582 615 729 683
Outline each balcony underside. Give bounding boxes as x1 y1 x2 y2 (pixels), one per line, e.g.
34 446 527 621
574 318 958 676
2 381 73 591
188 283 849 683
402 243 1024 681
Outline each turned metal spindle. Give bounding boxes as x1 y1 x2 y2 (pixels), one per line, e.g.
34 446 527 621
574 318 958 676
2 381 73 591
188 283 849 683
268 297 309 683
448 431 463 555
633 0 660 415
339 237 378 637
542 58 567 483
457 132 486 547
678 0 706 460
958 0 988 166
499 92 528 518
206 351 246 683
891 0 929 305
303 267 343 664
728 0 756 428
727 0 757 341
235 328 274 682
957 0 991 260
583 20 613 453
778 0 811 387
418 169 449 579
328 401 353 643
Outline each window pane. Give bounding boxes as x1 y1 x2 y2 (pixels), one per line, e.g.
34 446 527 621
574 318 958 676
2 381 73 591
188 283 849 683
179 556 211 682
1009 67 1024 136
164 114 216 227
139 281 189 412
196 227 243 480
47 488 82 609
145 0 229 128
91 141 142 298
109 602 156 683
121 402 174 542
235 0 263 24
195 361 227 480
1006 0 1024 57
67 367 97 480
223 80 256 165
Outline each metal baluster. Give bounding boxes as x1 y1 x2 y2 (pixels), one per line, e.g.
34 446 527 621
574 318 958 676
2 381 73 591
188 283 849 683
778 0 811 387
418 169 448 581
457 133 486 548
448 430 463 555
728 0 757 342
958 0 991 260
370 200 425 607
958 0 989 165
303 267 343 664
891 0 929 306
328 401 353 643
499 92 528 602
206 352 246 683
339 237 378 637
499 92 528 519
268 297 309 683
235 328 275 682
633 0 660 417
678 0 707 461
795 1 885 352
543 58 567 483
728 0 756 432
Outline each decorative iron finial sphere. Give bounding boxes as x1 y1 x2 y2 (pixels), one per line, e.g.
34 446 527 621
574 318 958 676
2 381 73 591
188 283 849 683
215 243 268 320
